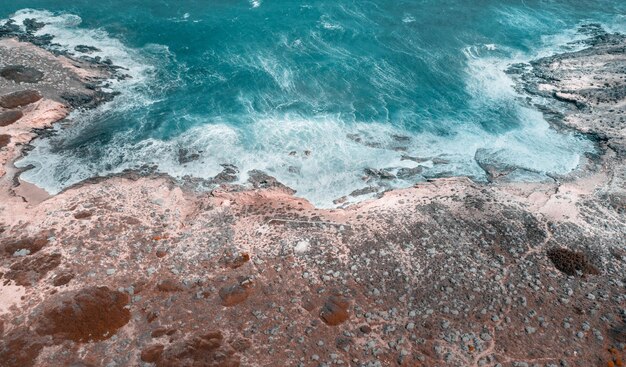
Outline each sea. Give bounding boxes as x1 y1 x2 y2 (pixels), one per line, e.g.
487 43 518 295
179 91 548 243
1 1 625 206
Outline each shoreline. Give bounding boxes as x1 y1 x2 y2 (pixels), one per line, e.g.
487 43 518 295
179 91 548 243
0 22 625 367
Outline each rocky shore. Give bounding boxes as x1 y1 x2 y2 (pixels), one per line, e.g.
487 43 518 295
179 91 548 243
0 23 625 367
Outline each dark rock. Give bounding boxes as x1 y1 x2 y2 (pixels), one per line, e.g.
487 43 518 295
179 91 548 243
0 134 9 149
5 253 62 286
320 295 350 326
156 279 184 292
219 278 253 307
177 148 201 164
350 186 378 197
61 90 119 109
73 211 93 220
23 18 45 32
396 166 424 179
247 170 295 193
61 92 94 108
0 110 24 127
52 271 75 287
220 248 250 269
0 65 44 83
0 20 21 37
364 168 395 180
0 329 44 367
74 45 101 54
609 321 626 343
212 164 239 184
36 286 131 342
1 236 48 256
153 331 240 367
0 90 43 109
151 327 168 338
474 148 516 181
141 344 165 363
546 248 600 276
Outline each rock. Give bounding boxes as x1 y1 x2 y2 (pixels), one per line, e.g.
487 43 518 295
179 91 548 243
0 110 23 127
5 253 61 286
177 148 201 164
141 344 165 363
220 249 250 269
52 271 75 287
350 186 378 197
247 170 295 193
73 211 93 220
36 286 131 342
0 90 43 109
219 278 253 307
151 327 168 338
212 164 239 184
320 295 350 326
546 248 600 276
1 236 48 256
152 331 240 367
364 168 395 180
60 92 94 108
74 45 101 54
23 18 45 32
0 134 10 149
0 65 44 83
0 329 44 367
474 148 516 181
396 166 424 179
156 279 184 292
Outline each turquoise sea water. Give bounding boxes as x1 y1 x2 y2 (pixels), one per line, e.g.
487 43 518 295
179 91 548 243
2 1 625 206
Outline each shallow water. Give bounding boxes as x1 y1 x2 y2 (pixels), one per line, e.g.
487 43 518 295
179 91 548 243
2 1 625 206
